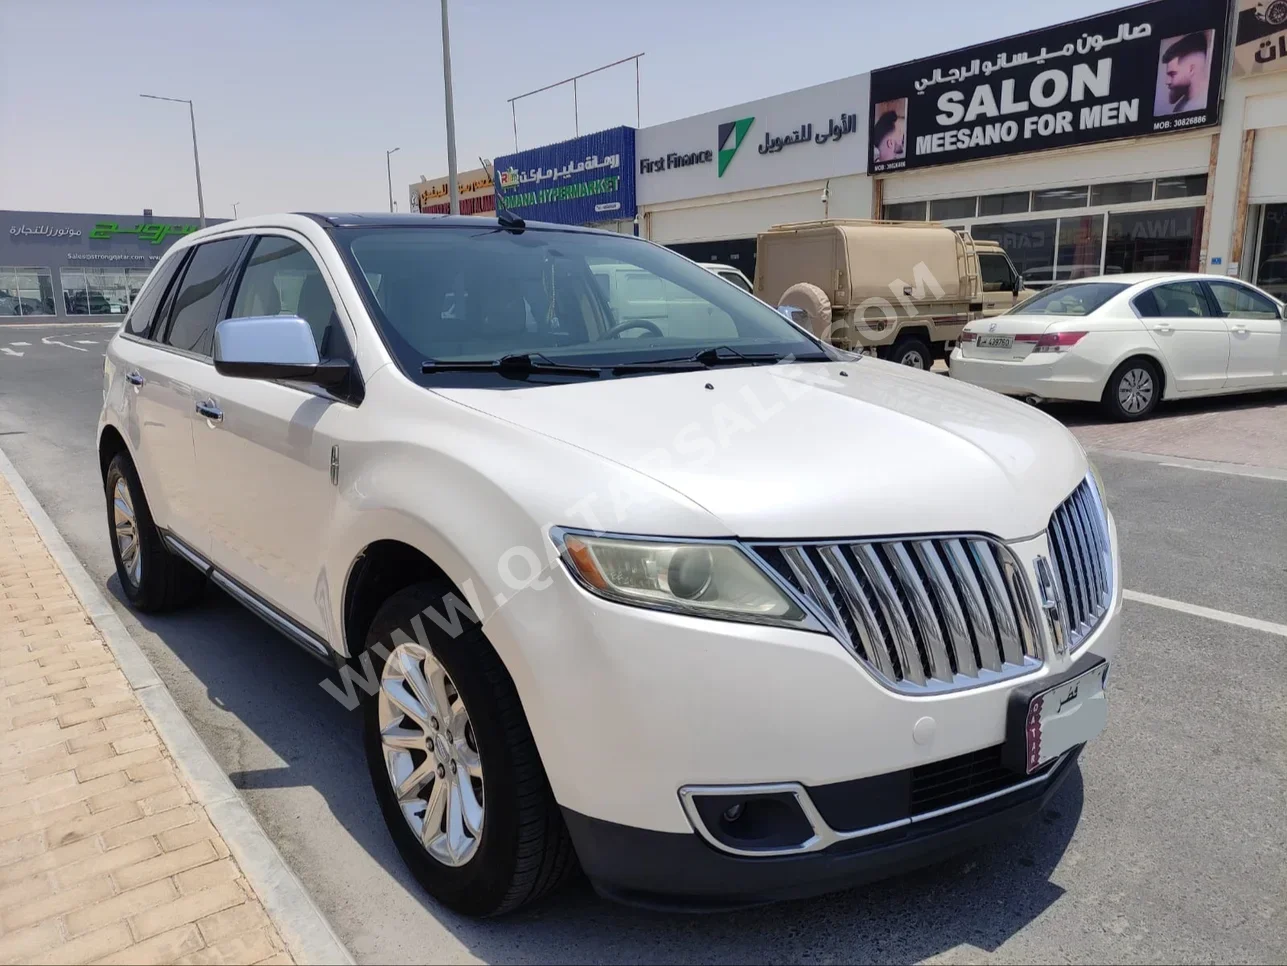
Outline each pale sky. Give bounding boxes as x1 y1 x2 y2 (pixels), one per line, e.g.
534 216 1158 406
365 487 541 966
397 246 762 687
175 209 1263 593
1 0 1125 219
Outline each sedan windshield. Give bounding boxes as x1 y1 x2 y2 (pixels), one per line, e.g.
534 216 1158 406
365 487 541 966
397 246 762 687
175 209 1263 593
1009 282 1129 316
333 224 829 379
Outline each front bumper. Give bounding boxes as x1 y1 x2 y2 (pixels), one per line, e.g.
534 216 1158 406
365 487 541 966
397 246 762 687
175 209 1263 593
949 349 1106 402
564 745 1083 911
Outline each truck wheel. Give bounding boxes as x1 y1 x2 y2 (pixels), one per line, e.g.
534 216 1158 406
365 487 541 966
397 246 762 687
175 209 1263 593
362 583 576 916
104 452 206 611
1101 358 1160 421
887 336 933 370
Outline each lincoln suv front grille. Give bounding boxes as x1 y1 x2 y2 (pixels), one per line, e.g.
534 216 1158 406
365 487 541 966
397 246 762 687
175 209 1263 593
1046 476 1114 651
752 535 1042 694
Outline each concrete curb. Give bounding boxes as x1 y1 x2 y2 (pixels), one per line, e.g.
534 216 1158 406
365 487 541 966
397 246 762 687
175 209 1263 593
0 444 355 966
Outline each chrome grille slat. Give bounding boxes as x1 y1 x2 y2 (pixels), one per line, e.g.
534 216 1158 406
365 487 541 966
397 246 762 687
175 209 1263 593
854 545 925 686
1045 476 1114 650
816 546 897 681
887 543 954 682
913 541 978 677
780 547 847 638
968 539 1026 667
943 539 1003 672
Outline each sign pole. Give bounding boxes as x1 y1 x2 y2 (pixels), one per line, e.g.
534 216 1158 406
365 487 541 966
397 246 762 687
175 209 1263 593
441 0 460 216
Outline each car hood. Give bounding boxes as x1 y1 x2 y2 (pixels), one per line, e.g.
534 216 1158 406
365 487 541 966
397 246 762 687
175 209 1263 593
432 360 1086 540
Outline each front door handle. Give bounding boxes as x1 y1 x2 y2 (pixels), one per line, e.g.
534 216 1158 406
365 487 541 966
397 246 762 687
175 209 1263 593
125 370 144 386
1153 324 1173 333
1231 323 1248 333
195 400 223 423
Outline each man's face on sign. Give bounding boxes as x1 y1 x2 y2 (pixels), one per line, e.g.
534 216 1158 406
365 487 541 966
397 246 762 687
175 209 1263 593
1165 52 1203 104
877 118 905 161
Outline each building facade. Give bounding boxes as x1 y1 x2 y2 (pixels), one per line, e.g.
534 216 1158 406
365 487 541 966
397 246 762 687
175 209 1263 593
0 211 217 321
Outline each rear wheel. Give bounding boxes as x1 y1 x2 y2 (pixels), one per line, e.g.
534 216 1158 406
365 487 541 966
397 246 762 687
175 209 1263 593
885 336 933 370
104 452 206 611
1101 358 1160 421
361 583 576 916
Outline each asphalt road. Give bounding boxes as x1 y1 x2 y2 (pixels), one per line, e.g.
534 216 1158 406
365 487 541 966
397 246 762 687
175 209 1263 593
2 323 1284 964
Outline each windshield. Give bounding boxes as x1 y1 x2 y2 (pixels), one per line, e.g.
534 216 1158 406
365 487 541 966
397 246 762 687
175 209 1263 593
1008 282 1128 316
333 225 828 379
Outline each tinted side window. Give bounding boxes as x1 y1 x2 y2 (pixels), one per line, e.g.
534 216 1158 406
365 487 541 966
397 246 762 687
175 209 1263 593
230 236 349 359
163 238 246 356
1132 289 1161 318
979 254 1014 293
719 271 752 293
1207 281 1279 319
124 254 186 338
1147 281 1215 318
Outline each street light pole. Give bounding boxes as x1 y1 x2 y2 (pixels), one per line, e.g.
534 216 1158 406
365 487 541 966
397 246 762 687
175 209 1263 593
385 147 400 213
441 0 460 216
140 93 206 227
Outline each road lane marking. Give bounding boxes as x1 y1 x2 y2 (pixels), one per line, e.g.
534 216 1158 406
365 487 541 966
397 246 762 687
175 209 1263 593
1124 589 1287 639
1090 447 1287 482
9 341 30 346
41 335 88 352
0 348 23 357
75 340 98 345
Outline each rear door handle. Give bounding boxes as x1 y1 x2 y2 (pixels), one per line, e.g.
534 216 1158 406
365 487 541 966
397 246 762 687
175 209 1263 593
195 400 223 423
1153 324 1173 333
1231 323 1248 333
125 370 144 386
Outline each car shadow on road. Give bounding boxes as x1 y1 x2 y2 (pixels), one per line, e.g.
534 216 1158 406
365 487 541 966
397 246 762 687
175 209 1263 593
108 576 1084 964
1039 387 1287 429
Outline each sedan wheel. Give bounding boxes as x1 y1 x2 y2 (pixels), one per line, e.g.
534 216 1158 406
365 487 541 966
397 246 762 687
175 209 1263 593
1117 366 1155 415
112 478 142 588
378 641 484 868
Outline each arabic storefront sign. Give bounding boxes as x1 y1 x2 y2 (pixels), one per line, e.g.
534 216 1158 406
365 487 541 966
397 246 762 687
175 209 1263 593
410 166 496 216
869 0 1228 174
8 225 84 240
89 222 200 245
493 126 636 225
1233 0 1287 76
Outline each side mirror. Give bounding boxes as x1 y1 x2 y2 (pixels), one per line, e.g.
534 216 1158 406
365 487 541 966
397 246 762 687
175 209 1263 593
213 316 348 388
1012 273 1024 297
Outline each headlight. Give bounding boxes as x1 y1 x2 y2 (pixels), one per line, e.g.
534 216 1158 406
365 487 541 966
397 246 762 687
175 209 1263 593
552 528 807 626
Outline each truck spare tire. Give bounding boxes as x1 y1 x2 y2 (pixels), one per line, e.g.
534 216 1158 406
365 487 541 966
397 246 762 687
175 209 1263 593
778 283 832 341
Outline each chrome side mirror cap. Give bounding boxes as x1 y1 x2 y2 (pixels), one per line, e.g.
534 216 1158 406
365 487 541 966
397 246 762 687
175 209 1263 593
213 316 348 387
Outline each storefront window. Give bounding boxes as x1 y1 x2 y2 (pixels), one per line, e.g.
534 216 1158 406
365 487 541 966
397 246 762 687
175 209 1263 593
883 201 926 221
971 220 1057 286
1056 215 1105 280
1255 204 1287 300
0 267 56 317
929 197 976 220
1154 174 1207 200
1090 181 1153 206
1033 186 1088 211
1103 207 1203 275
62 267 138 315
978 192 1029 216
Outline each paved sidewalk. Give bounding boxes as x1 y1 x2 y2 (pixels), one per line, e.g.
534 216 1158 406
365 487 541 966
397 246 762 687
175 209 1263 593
0 476 293 965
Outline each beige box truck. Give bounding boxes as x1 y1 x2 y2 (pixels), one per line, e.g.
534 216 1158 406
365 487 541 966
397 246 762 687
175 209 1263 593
754 220 1030 369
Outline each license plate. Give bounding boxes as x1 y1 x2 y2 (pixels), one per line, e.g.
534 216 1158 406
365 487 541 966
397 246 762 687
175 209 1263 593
1019 662 1109 773
977 334 1013 349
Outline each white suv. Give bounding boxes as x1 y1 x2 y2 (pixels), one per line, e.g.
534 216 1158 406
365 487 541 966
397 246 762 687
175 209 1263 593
98 213 1121 915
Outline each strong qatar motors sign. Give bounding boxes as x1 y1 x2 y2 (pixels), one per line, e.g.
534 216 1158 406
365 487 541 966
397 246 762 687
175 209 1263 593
868 0 1228 174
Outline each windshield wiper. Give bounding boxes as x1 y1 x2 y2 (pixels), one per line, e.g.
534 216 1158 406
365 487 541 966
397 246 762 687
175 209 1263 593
421 352 602 378
611 346 799 373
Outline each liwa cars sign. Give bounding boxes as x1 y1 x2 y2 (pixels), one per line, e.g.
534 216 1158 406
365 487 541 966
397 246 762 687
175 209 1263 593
493 126 636 224
1232 0 1287 77
869 0 1229 174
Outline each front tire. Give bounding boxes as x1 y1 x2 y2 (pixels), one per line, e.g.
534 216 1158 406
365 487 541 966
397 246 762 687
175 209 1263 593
104 452 206 611
1101 358 1161 421
361 583 576 916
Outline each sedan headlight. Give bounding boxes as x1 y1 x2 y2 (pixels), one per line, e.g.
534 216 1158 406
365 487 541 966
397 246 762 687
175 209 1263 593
552 528 807 626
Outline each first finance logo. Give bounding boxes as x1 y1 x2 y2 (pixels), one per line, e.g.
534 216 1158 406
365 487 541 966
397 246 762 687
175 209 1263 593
717 117 754 177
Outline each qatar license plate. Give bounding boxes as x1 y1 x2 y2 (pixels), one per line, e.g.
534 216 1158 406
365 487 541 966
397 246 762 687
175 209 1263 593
1021 662 1109 773
977 334 1013 349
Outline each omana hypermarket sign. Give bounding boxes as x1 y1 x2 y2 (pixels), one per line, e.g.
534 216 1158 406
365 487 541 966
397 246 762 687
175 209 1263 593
493 127 636 224
869 0 1228 174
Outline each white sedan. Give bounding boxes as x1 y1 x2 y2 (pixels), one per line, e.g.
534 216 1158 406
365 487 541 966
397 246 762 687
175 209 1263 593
950 273 1286 420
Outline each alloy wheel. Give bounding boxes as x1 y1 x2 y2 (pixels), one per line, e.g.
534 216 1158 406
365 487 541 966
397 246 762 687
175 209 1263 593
1117 367 1154 414
900 349 926 369
112 478 142 587
378 641 484 867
